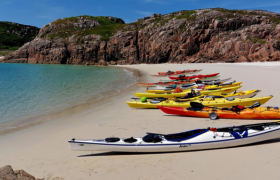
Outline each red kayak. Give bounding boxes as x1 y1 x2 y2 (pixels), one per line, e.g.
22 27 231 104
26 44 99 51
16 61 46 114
150 69 200 77
169 73 219 80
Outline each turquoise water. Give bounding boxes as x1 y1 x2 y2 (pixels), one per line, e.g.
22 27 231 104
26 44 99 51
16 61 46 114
0 63 137 128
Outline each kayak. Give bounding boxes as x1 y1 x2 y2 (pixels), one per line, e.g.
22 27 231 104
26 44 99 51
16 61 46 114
148 78 231 90
137 78 202 88
157 69 196 75
127 93 268 109
150 69 201 76
127 90 260 109
169 73 220 80
168 69 203 77
159 76 227 83
158 106 280 120
201 75 220 81
134 85 242 98
145 82 242 93
201 78 231 85
137 83 157 87
137 76 221 88
147 83 197 90
146 84 198 93
68 121 280 153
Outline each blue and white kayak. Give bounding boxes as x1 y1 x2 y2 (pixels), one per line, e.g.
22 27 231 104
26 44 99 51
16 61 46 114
68 122 280 153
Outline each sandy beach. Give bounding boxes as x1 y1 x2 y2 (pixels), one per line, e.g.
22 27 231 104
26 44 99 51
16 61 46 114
1 62 280 180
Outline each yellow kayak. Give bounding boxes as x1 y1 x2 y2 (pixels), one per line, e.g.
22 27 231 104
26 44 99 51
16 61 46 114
145 82 242 93
134 86 242 98
126 95 272 109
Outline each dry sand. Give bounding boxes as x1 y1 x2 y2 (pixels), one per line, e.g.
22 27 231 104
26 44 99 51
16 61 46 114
1 62 280 179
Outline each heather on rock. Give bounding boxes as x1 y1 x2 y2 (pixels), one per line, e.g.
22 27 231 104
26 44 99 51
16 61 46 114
0 21 39 50
2 9 280 64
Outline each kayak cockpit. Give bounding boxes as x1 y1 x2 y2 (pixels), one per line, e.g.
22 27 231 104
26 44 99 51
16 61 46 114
164 129 208 142
142 134 162 143
143 129 208 143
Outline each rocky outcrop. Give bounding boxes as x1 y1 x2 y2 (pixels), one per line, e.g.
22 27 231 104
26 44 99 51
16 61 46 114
3 9 280 64
0 165 36 180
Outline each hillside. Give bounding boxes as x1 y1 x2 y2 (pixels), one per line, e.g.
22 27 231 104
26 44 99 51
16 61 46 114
0 21 39 52
2 8 280 64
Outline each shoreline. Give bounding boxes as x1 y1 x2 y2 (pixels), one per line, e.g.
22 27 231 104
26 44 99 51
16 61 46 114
1 62 280 179
0 65 141 136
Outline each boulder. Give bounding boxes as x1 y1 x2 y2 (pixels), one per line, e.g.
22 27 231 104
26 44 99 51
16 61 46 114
239 56 249 62
0 165 36 180
258 48 269 58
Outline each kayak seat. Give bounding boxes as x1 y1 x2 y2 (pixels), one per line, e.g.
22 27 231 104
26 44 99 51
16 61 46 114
142 134 162 143
105 137 120 143
226 97 235 101
124 137 137 143
222 108 231 111
182 93 195 99
187 107 203 111
204 96 224 99
248 102 261 109
150 100 161 104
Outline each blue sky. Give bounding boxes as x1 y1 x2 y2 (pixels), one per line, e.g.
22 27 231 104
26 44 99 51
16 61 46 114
1 0 280 28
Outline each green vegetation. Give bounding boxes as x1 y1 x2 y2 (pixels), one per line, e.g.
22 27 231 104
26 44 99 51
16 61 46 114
0 22 39 50
150 10 196 27
0 50 14 56
270 17 280 24
247 36 266 44
47 16 128 41
176 10 196 20
53 16 124 26
213 8 261 16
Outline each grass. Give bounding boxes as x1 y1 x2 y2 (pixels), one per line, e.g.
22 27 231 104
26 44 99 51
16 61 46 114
176 10 196 20
46 15 130 41
53 16 124 26
247 36 266 44
0 50 14 56
270 17 280 24
212 8 277 21
148 10 196 30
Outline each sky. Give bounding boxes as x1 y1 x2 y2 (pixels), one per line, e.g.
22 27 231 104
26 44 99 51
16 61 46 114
1 0 280 28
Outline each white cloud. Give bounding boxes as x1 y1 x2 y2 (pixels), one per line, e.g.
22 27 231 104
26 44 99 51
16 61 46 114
133 10 154 16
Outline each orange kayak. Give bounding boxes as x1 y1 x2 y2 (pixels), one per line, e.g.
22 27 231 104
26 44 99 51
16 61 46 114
158 106 280 120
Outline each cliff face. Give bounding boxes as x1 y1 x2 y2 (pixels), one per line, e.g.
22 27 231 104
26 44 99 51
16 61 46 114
3 9 280 64
0 21 39 49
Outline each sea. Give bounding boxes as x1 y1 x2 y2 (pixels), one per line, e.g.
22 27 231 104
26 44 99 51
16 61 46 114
0 63 138 131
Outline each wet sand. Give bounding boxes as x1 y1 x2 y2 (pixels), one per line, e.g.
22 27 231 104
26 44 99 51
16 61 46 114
1 62 280 179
